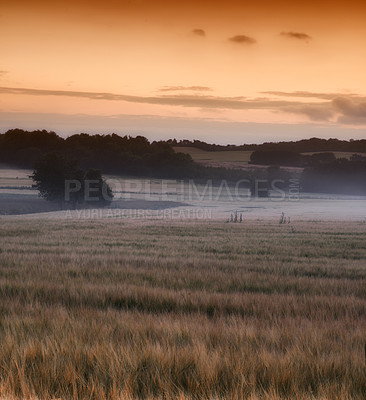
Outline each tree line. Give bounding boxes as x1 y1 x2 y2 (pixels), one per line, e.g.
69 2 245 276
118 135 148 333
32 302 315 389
0 129 259 182
0 129 200 179
167 137 366 153
1 129 365 196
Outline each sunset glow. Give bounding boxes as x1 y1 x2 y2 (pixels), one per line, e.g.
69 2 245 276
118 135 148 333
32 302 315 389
1 0 365 143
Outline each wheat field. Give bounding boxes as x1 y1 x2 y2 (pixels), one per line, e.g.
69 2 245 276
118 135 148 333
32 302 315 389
0 217 365 399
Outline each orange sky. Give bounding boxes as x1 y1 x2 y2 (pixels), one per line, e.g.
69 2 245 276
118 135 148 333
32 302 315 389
0 0 365 143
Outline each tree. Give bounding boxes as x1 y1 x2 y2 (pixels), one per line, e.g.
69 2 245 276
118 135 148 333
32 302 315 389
250 150 305 167
301 158 366 195
83 169 113 207
31 153 113 207
31 153 84 205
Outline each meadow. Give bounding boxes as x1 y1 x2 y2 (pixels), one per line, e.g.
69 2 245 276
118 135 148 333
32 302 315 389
0 217 365 399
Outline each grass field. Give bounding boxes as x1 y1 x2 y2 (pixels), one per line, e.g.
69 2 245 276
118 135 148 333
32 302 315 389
173 147 366 169
0 218 365 399
172 147 254 169
173 147 253 163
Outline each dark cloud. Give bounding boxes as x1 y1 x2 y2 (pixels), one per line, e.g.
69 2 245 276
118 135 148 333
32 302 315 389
333 97 366 124
277 94 366 124
281 32 312 41
192 29 205 37
228 35 256 45
159 86 212 92
281 104 334 121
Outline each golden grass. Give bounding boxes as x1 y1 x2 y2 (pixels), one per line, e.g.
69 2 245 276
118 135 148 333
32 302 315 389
0 218 365 399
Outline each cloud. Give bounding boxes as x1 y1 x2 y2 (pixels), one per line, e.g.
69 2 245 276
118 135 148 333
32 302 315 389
0 70 8 76
262 91 357 100
333 97 366 124
192 29 205 37
1 86 365 126
159 86 212 92
280 32 312 41
281 104 335 121
0 86 291 110
228 35 256 45
275 93 366 124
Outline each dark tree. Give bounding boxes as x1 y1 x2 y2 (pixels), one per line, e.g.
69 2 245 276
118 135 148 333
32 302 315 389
301 159 366 195
31 153 84 205
83 169 113 206
250 150 306 167
309 152 336 164
31 153 113 207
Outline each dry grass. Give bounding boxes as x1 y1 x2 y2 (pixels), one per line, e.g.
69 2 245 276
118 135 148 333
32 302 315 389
0 218 365 399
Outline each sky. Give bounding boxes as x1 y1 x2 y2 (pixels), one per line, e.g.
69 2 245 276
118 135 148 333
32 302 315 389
1 0 365 144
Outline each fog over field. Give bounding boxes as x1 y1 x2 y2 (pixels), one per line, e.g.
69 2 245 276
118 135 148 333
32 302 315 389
1 167 365 221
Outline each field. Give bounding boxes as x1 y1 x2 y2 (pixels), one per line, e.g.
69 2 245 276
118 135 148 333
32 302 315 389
3 166 366 221
0 217 365 399
172 147 253 169
173 147 366 169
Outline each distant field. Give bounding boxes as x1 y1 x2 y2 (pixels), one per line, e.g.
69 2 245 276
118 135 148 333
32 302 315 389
173 147 253 163
0 166 33 188
174 147 366 168
2 167 366 220
0 218 365 399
